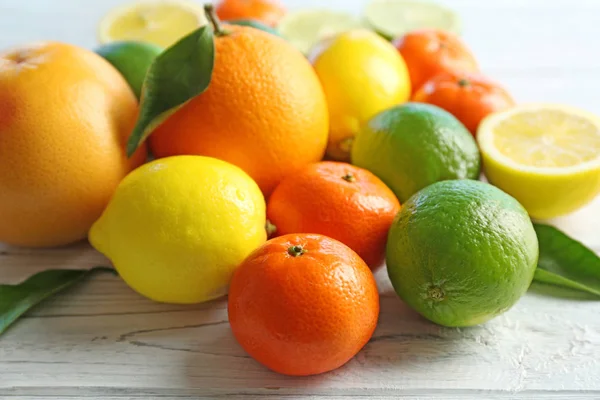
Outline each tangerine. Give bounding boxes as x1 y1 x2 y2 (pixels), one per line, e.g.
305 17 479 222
267 161 400 269
215 0 286 27
413 70 515 135
228 233 380 376
393 29 478 94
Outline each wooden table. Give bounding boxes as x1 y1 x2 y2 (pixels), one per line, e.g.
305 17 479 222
2 0 600 398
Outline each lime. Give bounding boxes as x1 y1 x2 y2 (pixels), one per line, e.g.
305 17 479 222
477 103 600 219
227 19 281 36
310 29 411 161
96 41 162 99
278 9 364 55
364 0 462 40
351 102 480 202
386 180 539 327
89 156 267 304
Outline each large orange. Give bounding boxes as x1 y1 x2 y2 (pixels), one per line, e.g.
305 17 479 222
412 70 515 136
267 161 400 269
393 29 478 94
215 0 286 27
149 22 329 196
228 233 379 376
0 42 146 247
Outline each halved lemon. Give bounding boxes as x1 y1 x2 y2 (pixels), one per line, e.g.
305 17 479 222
364 0 462 40
477 104 600 220
98 0 207 48
278 9 365 55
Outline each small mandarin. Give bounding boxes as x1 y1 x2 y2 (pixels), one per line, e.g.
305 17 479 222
228 234 380 376
215 0 286 27
413 70 515 135
393 29 478 94
267 161 400 269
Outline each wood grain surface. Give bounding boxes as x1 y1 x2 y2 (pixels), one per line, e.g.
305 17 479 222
1 0 600 398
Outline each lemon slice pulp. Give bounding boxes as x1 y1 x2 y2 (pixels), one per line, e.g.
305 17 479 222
477 104 600 219
98 0 207 48
364 0 462 40
278 9 364 55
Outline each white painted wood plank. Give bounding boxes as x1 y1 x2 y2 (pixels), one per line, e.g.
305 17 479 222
1 194 599 396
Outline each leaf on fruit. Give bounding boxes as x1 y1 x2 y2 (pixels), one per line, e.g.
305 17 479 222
126 25 215 157
533 223 600 298
0 267 116 335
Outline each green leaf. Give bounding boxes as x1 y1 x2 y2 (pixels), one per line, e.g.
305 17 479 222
533 223 600 297
126 24 215 157
0 267 116 335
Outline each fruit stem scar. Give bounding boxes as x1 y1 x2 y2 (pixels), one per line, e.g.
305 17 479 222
265 220 277 238
342 173 356 182
288 245 306 257
204 4 230 37
458 78 470 88
428 285 445 302
339 137 354 155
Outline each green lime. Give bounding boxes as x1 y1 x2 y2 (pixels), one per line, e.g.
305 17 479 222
278 9 364 55
227 19 281 37
351 102 480 203
386 180 539 327
96 41 163 99
364 0 462 40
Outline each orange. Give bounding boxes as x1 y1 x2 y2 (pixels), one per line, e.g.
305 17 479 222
228 233 379 376
393 29 478 94
215 0 286 27
413 70 515 136
0 42 146 247
149 22 328 196
267 161 400 269
413 72 515 136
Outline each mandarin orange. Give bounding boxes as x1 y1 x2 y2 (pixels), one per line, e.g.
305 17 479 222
267 161 400 269
0 42 146 247
215 0 286 27
393 29 478 94
228 233 379 376
412 70 515 135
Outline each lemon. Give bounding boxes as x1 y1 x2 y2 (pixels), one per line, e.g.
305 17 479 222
89 156 267 304
309 29 411 161
364 0 462 40
278 9 364 55
477 104 600 219
97 0 207 48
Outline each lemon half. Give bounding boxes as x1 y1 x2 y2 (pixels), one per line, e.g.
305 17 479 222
98 0 207 48
477 104 600 219
364 0 462 40
278 9 364 55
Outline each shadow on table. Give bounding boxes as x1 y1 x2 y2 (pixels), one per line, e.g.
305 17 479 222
179 288 472 394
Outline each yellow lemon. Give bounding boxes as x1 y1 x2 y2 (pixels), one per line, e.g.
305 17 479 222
309 29 411 161
98 0 207 48
477 104 600 219
89 156 267 304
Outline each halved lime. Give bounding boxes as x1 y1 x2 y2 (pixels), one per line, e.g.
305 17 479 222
364 0 462 40
278 9 364 55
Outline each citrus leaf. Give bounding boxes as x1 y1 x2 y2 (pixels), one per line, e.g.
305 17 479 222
533 223 600 297
126 24 215 157
0 267 116 335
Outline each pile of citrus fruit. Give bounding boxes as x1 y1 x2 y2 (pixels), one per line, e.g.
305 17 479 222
1 0 599 377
